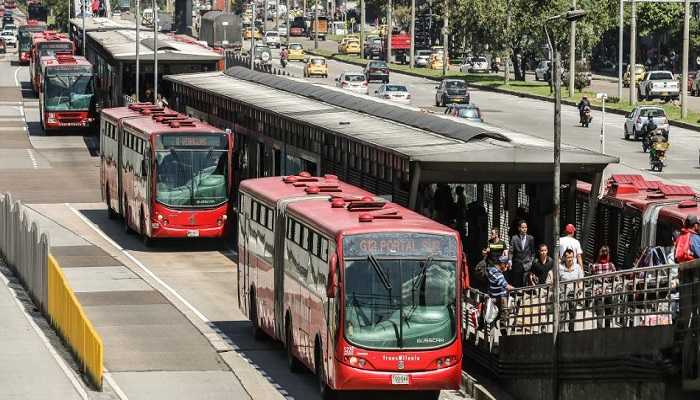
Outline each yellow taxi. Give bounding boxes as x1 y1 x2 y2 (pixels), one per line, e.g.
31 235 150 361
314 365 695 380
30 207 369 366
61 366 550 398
243 27 262 40
304 56 328 78
623 64 646 87
341 39 361 55
287 42 305 61
429 54 444 70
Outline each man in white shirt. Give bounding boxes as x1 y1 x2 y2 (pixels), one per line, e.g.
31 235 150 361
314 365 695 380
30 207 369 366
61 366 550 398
559 223 584 268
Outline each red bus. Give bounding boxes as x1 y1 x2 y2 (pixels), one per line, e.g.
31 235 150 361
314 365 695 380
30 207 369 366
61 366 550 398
30 32 74 93
4 0 16 9
576 174 698 267
100 105 234 244
17 21 47 63
238 173 468 399
38 54 95 131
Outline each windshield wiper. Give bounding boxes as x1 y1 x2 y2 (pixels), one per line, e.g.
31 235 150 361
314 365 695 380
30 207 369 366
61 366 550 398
405 256 434 325
367 251 392 293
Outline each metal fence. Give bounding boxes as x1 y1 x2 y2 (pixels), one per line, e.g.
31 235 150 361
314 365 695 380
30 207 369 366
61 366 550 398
0 193 49 314
225 52 294 77
463 259 700 349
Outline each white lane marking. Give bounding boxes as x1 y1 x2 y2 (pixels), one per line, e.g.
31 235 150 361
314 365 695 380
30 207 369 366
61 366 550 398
0 268 89 400
104 370 130 400
14 66 22 87
65 203 210 323
26 149 38 169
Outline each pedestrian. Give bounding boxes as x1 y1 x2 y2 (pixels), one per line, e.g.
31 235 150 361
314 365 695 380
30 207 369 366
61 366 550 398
433 184 455 226
531 243 554 285
674 215 700 263
548 248 584 332
559 223 584 269
487 255 513 335
485 228 508 266
589 245 616 328
509 220 535 287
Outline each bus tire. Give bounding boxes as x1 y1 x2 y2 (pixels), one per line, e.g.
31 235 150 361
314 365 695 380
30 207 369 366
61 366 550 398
140 212 152 247
106 188 116 220
286 317 303 373
316 339 336 400
249 291 265 340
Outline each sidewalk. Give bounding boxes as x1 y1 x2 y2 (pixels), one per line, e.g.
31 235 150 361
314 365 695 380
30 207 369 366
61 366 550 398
0 261 87 400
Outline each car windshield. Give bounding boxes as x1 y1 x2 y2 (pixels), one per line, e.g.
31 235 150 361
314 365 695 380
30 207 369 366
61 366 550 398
370 62 387 68
640 108 666 118
458 108 481 119
344 74 364 82
155 134 229 208
649 72 673 80
384 85 407 92
343 233 458 350
289 43 302 50
417 50 431 56
1 31 11 36
44 67 94 111
311 58 325 65
266 32 278 37
473 57 487 63
445 80 465 89
538 61 550 68
255 46 268 52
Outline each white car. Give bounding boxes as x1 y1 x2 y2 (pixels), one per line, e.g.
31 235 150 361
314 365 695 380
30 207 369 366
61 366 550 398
623 106 670 140
0 30 15 47
461 56 489 73
414 49 432 68
535 60 550 81
374 84 411 104
335 72 368 95
263 31 280 48
278 25 288 36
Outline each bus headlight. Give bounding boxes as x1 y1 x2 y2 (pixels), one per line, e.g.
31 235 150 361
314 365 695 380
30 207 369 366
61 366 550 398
435 355 456 369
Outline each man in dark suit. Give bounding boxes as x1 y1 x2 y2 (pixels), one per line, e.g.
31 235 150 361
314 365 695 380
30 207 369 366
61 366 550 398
509 220 535 287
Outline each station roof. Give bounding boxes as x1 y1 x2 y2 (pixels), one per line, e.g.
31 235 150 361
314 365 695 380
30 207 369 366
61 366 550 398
87 30 223 62
69 16 145 32
165 68 618 183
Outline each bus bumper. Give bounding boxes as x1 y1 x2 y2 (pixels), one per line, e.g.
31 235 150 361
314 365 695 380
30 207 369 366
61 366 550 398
150 224 226 239
334 362 461 391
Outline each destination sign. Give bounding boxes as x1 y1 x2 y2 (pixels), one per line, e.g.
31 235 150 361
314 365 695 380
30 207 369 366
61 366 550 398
343 233 457 259
158 134 227 149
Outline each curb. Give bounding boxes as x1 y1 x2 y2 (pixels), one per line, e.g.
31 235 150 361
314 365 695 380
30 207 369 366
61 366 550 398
461 371 513 400
310 50 700 133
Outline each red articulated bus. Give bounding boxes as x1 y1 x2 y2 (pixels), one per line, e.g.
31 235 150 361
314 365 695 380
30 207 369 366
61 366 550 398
238 173 468 399
38 54 95 131
100 105 234 244
30 31 74 94
576 174 699 267
17 21 47 64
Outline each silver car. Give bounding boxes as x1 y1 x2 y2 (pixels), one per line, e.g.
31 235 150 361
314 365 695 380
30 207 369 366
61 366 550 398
623 106 669 140
535 60 550 81
414 50 432 68
374 84 411 104
336 72 368 95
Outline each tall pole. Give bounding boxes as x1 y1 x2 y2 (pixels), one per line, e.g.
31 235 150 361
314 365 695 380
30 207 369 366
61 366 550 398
386 0 392 63
568 0 576 97
82 0 86 55
552 46 562 400
136 0 140 102
617 0 623 100
629 0 637 105
409 0 415 68
285 0 289 45
264 0 268 32
682 0 690 119
600 96 606 153
251 1 256 69
360 0 365 57
505 0 511 84
441 0 448 77
153 0 158 103
314 0 319 49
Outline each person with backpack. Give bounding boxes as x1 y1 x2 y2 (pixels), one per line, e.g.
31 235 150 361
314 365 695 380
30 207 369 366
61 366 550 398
675 215 700 263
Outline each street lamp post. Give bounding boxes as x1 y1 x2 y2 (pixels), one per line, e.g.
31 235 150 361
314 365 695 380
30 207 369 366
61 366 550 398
597 92 608 153
441 0 448 77
544 8 587 400
81 0 86 55
251 1 256 69
314 0 319 49
682 0 690 119
153 0 158 103
630 0 637 105
409 0 415 68
136 0 140 102
617 0 623 100
568 0 576 97
360 0 365 58
386 0 392 63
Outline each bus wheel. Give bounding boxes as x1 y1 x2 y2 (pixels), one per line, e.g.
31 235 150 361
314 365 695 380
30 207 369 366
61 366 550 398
316 341 336 400
140 213 151 247
249 292 265 340
106 188 116 220
286 319 303 373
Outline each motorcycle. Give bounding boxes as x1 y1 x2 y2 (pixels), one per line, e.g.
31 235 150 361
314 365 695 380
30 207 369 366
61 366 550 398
281 58 287 68
580 106 592 127
650 140 669 172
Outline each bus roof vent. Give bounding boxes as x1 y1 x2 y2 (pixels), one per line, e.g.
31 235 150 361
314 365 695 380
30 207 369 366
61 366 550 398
169 119 196 128
139 107 165 115
659 184 695 197
283 173 319 184
678 200 698 208
152 113 180 121
347 197 386 211
305 184 341 194
128 103 158 110
646 192 665 200
358 208 402 222
56 54 75 64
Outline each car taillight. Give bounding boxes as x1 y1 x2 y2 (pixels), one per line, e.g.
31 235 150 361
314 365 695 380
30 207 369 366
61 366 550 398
383 94 391 99
407 94 411 99
341 81 347 87
362 81 367 87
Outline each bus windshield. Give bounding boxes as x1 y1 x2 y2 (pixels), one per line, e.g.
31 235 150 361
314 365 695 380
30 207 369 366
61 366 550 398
343 232 458 350
44 67 94 111
18 31 33 51
155 134 228 208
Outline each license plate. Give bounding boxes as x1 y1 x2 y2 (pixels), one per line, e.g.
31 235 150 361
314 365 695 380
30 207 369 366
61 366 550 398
661 92 668 96
187 230 199 237
391 374 409 385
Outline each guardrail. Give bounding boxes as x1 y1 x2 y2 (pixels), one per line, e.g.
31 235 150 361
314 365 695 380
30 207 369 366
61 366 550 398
224 51 293 76
463 258 700 347
0 193 103 389
48 255 103 388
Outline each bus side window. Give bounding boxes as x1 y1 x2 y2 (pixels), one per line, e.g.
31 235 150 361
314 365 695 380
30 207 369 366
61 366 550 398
293 221 301 244
320 239 328 262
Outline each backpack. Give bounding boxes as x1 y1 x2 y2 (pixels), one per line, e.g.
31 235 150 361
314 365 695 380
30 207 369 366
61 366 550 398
675 229 695 263
474 259 488 283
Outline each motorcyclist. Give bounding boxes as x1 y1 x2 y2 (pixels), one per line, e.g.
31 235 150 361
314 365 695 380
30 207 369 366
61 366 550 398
577 96 591 124
649 128 668 169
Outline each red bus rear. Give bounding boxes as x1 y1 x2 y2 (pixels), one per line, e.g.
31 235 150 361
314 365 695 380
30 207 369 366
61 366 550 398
100 105 234 243
30 32 74 93
238 174 468 399
39 54 95 131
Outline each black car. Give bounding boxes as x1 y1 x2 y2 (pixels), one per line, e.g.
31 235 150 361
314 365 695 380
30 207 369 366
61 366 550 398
363 38 383 59
364 61 389 83
434 79 469 106
2 16 13 28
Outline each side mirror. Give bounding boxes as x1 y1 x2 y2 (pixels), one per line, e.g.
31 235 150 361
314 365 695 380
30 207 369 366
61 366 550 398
326 253 338 298
461 257 470 290
374 90 378 94
140 159 148 176
435 85 440 89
